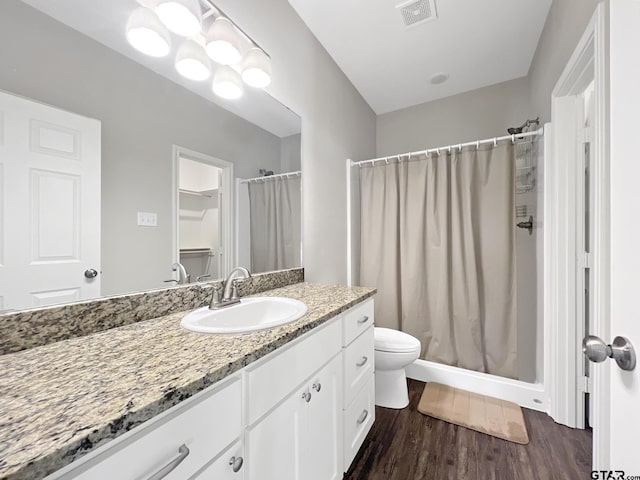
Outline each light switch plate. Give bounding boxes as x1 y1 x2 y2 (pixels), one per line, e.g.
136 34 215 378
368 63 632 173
137 212 158 227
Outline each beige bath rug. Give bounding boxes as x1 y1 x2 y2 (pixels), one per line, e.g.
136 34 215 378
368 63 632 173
417 382 529 444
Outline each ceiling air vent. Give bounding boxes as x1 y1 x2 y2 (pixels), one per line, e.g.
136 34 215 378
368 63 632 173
396 0 437 28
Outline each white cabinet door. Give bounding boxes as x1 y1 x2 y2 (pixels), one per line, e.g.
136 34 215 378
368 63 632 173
0 91 101 311
307 354 343 480
246 353 343 480
246 385 309 480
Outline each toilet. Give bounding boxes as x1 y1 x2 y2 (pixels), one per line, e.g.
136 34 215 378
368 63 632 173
374 327 421 409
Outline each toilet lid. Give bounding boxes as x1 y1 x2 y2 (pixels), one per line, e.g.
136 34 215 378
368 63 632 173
374 327 421 353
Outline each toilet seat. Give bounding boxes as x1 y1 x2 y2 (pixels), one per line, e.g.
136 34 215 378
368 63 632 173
374 327 421 353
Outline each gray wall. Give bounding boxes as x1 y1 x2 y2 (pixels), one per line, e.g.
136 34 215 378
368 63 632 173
0 0 282 296
376 77 531 156
528 0 601 122
216 0 377 284
280 134 302 172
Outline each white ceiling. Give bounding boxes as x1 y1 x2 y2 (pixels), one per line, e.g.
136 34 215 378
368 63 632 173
19 0 301 138
288 0 552 114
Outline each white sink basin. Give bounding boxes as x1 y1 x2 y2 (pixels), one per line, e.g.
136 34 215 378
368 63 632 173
180 297 308 334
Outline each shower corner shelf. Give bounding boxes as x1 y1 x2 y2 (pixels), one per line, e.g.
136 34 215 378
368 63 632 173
516 185 535 194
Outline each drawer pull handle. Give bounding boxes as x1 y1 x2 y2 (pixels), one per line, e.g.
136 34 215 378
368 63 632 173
356 356 368 367
302 391 312 403
356 409 369 425
229 456 244 473
312 382 322 392
146 444 189 480
358 315 369 324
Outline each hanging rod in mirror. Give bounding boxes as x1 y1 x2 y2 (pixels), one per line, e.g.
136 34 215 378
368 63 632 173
240 170 301 184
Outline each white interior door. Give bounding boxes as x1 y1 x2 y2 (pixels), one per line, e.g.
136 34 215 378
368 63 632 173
0 90 100 311
600 0 640 471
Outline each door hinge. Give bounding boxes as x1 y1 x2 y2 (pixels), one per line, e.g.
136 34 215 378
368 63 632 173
583 252 592 269
580 375 590 394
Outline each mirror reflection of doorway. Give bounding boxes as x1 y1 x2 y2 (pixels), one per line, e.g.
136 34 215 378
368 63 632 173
178 158 222 282
173 147 233 284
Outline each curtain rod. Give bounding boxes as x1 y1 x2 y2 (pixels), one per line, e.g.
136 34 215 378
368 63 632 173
239 170 301 184
351 128 544 167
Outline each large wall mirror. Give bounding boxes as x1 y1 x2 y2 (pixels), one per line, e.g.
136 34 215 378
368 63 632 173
0 0 302 312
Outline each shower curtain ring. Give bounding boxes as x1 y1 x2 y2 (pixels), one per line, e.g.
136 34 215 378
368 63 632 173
476 141 479 150
458 144 462 152
511 134 515 144
493 137 497 147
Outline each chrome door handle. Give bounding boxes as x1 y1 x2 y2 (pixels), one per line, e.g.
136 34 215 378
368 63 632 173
356 356 368 367
145 444 190 480
356 409 369 425
84 268 98 279
358 316 369 324
301 391 311 403
583 335 636 371
229 456 243 473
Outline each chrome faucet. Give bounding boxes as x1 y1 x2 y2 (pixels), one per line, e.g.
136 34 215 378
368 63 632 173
209 267 252 309
172 262 190 284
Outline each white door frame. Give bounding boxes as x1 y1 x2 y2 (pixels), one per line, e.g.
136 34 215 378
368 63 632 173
548 0 608 457
172 145 234 280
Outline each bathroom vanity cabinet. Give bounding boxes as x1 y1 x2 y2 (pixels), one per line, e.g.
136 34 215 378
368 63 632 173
45 298 375 480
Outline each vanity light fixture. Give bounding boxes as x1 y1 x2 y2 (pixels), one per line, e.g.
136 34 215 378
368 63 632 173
126 7 171 58
175 39 212 81
155 0 203 37
205 17 243 65
213 66 244 99
125 1 272 100
241 47 272 88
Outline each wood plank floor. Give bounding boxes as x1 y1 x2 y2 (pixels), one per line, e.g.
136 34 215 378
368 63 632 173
345 380 592 480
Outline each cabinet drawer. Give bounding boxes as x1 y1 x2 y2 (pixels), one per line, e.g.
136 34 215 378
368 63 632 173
68 378 242 480
343 376 375 472
342 299 374 347
343 326 374 407
192 440 244 480
246 319 341 425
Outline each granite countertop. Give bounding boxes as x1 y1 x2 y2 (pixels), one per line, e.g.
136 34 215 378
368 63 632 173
0 282 375 480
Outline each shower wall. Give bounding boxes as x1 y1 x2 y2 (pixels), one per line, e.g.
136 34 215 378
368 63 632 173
370 79 543 383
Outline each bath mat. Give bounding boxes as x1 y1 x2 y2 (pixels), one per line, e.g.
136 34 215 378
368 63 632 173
417 382 529 444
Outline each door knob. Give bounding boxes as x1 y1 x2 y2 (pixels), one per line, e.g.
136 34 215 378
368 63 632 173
84 269 98 279
228 456 243 473
582 335 636 371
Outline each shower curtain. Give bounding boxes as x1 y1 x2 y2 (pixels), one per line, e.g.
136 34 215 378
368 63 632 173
248 176 301 273
359 143 517 378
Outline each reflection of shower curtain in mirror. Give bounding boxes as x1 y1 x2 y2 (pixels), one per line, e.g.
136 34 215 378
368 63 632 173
359 143 517 379
248 177 301 272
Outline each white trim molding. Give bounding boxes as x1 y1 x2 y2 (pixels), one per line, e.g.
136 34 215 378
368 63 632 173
547 5 608 460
